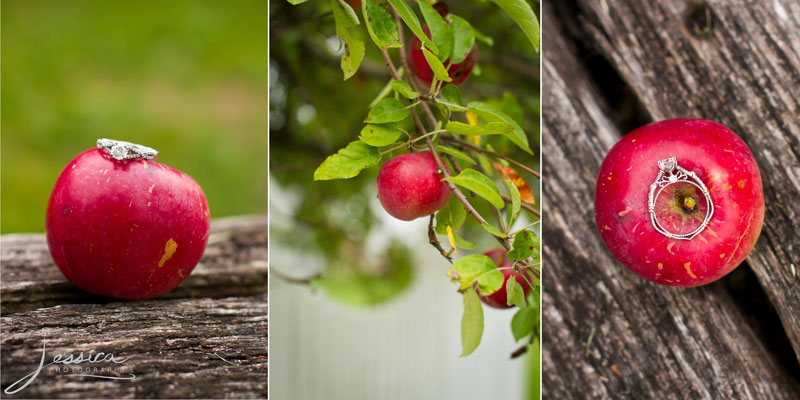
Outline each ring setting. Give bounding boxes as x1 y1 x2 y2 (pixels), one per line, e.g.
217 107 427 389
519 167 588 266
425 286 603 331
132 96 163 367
648 157 713 240
97 138 158 161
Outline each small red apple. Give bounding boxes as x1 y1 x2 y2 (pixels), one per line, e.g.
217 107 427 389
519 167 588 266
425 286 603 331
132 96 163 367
595 119 764 287
376 151 450 221
480 249 533 309
46 140 210 300
408 26 477 87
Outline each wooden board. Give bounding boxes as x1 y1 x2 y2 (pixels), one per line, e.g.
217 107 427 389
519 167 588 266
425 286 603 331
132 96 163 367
568 0 800 359
541 1 800 398
0 216 267 399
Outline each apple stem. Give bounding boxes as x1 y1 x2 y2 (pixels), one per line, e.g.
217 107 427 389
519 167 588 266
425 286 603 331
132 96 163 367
683 196 697 211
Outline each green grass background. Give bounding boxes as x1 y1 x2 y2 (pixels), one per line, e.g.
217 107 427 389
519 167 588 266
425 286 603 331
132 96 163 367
1 0 267 233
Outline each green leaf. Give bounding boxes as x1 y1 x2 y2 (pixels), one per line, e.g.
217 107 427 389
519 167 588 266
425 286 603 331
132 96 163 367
435 196 467 234
505 179 522 228
476 269 505 295
443 168 504 209
445 121 514 136
481 222 506 237
506 277 526 308
511 305 536 341
313 140 380 180
508 229 539 261
468 101 531 154
490 0 540 52
331 0 365 80
478 153 494 177
365 98 411 123
448 15 475 64
390 80 419 99
362 0 401 49
387 0 438 55
286 0 308 4
460 287 484 357
439 84 463 109
359 123 403 146
473 25 495 46
451 229 476 250
422 45 452 82
419 1 453 62
435 145 476 166
449 254 494 291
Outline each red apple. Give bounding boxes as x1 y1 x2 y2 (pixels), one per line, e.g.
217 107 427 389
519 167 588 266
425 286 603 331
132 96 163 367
376 151 450 221
595 119 764 287
481 249 533 309
46 141 210 300
408 26 477 87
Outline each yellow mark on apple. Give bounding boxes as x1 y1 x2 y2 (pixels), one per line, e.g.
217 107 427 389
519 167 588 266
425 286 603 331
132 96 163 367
683 262 697 279
148 185 155 193
737 180 745 188
666 242 676 254
617 207 632 217
142 161 149 169
158 239 178 267
657 263 664 270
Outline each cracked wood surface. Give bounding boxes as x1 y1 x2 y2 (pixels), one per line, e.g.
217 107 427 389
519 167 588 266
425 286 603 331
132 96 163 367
567 0 800 361
542 1 800 399
0 216 268 399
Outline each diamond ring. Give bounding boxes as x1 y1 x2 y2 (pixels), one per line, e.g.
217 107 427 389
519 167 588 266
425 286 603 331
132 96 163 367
647 157 713 240
97 139 159 161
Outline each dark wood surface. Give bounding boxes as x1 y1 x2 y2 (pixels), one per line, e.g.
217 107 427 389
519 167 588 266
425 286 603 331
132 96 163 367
0 216 268 399
542 0 800 398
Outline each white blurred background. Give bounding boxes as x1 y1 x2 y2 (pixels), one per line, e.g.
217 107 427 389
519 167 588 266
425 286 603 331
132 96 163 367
269 176 531 400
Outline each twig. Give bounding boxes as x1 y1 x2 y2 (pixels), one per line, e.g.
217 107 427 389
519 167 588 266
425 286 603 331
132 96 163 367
585 326 597 357
510 344 528 359
501 194 541 217
214 352 240 366
270 268 321 285
428 214 453 263
444 136 541 179
510 220 541 237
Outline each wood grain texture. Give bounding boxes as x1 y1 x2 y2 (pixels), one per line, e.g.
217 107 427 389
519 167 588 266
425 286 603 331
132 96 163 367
1 294 267 399
0 216 267 399
541 2 800 399
565 0 800 359
1 216 268 315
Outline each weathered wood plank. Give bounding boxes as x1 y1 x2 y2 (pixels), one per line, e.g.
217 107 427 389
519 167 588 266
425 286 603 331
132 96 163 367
564 0 800 361
0 294 267 399
541 2 800 399
1 216 268 315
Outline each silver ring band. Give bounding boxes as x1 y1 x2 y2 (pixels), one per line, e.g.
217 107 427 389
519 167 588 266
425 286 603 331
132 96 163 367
647 157 713 240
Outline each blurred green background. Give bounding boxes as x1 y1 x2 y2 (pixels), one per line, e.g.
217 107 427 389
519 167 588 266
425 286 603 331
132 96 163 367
1 0 267 233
